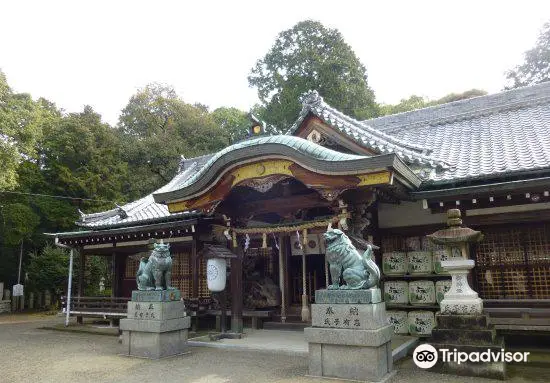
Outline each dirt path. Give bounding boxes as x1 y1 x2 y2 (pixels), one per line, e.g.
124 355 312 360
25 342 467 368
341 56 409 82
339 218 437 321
0 314 547 383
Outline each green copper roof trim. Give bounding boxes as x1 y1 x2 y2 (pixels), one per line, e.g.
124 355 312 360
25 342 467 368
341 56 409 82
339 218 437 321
181 135 365 186
153 135 422 203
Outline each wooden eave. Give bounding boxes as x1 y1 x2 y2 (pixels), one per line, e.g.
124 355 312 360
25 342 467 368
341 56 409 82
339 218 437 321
47 218 198 247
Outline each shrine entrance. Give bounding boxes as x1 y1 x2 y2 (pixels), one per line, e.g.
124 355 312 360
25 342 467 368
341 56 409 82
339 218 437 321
153 135 422 331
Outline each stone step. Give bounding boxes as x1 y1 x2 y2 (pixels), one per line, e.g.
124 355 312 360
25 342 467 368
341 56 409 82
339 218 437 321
436 314 491 330
431 328 497 345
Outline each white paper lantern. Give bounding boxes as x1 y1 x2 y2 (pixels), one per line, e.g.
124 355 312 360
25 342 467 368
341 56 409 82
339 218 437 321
207 258 227 292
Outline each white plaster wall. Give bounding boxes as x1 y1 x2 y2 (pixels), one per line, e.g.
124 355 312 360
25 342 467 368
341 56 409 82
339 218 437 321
378 201 447 228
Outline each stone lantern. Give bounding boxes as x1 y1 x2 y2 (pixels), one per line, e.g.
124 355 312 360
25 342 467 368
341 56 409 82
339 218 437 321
427 209 483 315
426 209 505 380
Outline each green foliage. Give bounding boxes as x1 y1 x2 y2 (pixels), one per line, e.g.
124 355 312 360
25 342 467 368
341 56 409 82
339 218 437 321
117 84 232 198
248 20 378 130
26 245 69 295
380 89 488 116
380 95 429 115
435 89 487 104
82 256 110 296
0 70 52 190
26 246 109 297
0 203 40 246
212 107 249 144
506 21 550 89
40 105 129 212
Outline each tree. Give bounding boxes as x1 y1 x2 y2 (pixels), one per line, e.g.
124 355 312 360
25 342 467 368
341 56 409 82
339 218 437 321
0 203 40 246
26 246 108 298
40 105 129 213
211 107 249 144
26 245 69 297
118 84 230 198
0 71 50 190
248 20 378 130
435 89 487 104
506 21 550 88
379 89 488 116
380 95 428 115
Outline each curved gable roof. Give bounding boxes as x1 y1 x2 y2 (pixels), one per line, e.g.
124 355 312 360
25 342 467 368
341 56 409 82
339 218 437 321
153 135 420 204
286 91 452 170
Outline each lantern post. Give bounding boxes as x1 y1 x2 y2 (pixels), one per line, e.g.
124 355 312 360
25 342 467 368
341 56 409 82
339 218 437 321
200 244 240 340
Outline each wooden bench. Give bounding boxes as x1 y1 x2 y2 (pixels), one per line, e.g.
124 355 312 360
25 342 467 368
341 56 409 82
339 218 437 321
206 309 274 330
484 299 550 331
61 296 129 324
184 297 212 317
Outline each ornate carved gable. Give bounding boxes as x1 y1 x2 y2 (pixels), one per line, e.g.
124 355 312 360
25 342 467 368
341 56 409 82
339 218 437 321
295 114 378 156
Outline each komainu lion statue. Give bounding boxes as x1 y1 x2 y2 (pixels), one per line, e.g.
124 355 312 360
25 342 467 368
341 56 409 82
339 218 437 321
136 243 175 291
324 229 380 290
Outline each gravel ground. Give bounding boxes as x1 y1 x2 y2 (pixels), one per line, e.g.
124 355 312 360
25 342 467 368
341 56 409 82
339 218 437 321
0 314 548 383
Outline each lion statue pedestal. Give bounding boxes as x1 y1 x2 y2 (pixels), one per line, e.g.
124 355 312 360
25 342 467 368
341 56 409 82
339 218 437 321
304 229 394 382
120 243 190 359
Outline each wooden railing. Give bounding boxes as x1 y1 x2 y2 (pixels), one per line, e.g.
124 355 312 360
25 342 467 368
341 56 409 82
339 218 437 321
61 296 130 318
484 299 550 330
183 297 212 316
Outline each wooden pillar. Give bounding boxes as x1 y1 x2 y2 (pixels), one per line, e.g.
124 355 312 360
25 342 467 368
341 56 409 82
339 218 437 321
325 258 329 288
111 252 117 297
283 235 291 319
191 239 199 332
230 245 243 333
278 234 286 323
192 239 199 299
77 248 85 324
301 248 310 322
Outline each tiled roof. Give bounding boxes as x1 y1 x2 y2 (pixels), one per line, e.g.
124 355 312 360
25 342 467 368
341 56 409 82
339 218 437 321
286 91 452 171
77 156 209 229
363 82 550 184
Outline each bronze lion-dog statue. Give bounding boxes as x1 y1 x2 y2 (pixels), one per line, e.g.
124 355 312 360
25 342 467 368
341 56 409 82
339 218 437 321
324 229 380 290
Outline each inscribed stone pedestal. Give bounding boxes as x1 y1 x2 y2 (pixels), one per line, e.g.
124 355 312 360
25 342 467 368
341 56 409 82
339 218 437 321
311 302 386 330
120 290 190 359
305 296 393 382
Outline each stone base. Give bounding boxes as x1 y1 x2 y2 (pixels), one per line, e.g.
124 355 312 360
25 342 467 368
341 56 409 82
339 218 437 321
120 316 190 333
440 297 483 315
305 325 393 382
0 300 11 314
315 288 382 304
121 329 189 359
120 295 190 359
428 314 506 380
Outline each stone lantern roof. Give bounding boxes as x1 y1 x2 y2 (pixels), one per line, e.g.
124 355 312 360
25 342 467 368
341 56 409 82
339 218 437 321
427 209 484 245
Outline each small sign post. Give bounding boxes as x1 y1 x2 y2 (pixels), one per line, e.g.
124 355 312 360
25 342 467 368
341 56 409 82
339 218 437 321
12 284 24 297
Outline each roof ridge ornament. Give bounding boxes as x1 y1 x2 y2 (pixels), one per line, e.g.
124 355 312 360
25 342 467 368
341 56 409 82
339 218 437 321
177 155 187 173
116 203 128 219
301 90 323 107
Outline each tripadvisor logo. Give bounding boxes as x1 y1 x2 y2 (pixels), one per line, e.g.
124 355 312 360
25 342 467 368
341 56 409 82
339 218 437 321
413 344 529 369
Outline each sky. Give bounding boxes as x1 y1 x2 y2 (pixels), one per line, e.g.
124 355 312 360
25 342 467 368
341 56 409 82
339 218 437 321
1 0 549 126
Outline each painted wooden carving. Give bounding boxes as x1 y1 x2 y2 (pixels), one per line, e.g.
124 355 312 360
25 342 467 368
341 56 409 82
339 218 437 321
167 158 392 213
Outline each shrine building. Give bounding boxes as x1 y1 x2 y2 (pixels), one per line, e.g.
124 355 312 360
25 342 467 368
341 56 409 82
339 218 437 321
50 82 550 334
